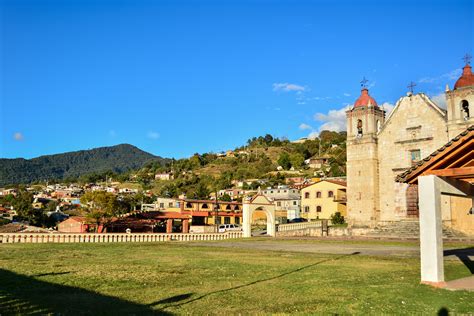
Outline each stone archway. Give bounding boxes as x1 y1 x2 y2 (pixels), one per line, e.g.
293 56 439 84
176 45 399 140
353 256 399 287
242 193 276 237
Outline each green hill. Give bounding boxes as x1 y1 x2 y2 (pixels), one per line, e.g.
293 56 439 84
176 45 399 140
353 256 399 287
0 144 168 186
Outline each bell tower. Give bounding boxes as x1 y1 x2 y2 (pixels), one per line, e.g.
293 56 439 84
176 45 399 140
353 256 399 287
446 54 474 138
346 83 385 227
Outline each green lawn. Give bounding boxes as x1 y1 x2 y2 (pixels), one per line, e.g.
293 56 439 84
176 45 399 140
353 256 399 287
0 241 472 315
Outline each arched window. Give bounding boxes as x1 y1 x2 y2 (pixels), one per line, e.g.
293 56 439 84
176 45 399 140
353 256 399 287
185 202 193 208
234 205 240 211
461 100 470 120
226 204 232 210
328 191 334 198
304 206 310 213
304 192 310 199
316 206 322 212
316 191 322 198
357 119 363 137
377 120 381 132
201 203 208 209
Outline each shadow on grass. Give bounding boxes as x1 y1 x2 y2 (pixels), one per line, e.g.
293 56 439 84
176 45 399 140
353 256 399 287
444 247 474 274
157 252 360 310
0 269 176 315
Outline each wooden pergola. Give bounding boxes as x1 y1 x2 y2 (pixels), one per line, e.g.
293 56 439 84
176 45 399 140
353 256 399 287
397 125 474 286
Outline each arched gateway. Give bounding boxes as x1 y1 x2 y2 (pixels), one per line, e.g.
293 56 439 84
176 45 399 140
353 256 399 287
242 193 276 237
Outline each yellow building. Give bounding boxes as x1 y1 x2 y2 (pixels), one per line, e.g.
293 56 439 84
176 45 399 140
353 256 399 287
300 180 347 220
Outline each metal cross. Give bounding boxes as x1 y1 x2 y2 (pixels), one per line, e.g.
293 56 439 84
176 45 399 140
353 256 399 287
407 81 416 93
463 53 472 65
360 77 368 88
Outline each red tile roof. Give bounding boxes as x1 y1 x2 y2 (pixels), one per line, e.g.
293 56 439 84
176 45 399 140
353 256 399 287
354 88 378 108
454 64 474 89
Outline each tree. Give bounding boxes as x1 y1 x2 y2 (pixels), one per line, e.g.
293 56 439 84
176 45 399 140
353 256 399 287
193 182 210 200
289 153 305 169
264 134 274 145
80 191 120 230
331 212 345 225
219 193 232 202
277 152 292 170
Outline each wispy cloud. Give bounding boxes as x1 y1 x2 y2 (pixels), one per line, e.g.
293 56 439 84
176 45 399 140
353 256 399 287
13 132 24 141
343 93 351 97
431 92 447 109
273 83 306 92
147 131 160 140
418 69 461 84
299 123 312 130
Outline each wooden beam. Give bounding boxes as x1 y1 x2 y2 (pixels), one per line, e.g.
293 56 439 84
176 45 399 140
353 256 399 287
424 167 474 178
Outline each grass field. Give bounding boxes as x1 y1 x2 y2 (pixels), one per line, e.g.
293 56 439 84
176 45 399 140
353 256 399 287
0 240 472 315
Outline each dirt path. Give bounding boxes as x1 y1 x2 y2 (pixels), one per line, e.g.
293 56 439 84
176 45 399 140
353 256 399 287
189 239 473 260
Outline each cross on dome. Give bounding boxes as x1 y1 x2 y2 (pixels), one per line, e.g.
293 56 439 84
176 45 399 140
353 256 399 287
463 53 472 65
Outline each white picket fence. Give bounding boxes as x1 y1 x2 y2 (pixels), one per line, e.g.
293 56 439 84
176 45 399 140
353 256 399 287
277 221 326 232
0 231 243 244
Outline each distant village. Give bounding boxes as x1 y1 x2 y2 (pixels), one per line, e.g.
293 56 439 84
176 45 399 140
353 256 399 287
0 153 347 235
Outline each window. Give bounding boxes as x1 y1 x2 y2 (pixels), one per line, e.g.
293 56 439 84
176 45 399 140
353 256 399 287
293 201 297 205
316 206 322 213
159 203 164 208
461 100 470 120
168 202 173 207
224 217 231 224
328 191 334 198
226 204 232 210
357 119 363 137
277 201 281 207
186 202 193 208
234 205 240 211
304 192 310 199
410 150 421 164
304 206 310 213
235 217 240 224
201 203 209 209
316 191 322 198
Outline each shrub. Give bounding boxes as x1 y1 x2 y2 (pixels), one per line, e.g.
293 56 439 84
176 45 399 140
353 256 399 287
331 212 345 225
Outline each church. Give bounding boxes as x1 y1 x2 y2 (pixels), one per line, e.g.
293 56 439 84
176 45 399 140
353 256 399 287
346 58 473 235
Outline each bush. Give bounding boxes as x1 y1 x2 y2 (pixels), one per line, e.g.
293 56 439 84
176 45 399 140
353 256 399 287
331 212 345 225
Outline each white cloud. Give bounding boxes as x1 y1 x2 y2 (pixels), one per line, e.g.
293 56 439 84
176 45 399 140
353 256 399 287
419 69 461 84
308 131 319 139
431 92 447 109
299 123 312 130
13 132 24 141
343 93 351 97
380 102 395 115
147 131 160 140
273 83 306 92
313 106 351 132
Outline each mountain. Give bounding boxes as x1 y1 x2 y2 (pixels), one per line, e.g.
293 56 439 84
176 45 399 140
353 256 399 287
0 144 169 186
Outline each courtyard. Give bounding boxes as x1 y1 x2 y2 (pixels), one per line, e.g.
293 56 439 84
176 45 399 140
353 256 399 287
0 238 472 314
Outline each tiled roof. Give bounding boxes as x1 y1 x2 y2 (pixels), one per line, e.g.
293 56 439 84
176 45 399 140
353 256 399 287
454 64 474 89
396 125 474 183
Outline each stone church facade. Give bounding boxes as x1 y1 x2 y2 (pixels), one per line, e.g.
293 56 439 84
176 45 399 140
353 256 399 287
346 60 474 228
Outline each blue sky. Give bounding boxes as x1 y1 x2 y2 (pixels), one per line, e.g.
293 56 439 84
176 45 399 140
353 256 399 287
1 0 472 159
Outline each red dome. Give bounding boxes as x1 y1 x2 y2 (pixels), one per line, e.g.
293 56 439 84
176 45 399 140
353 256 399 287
454 64 474 89
354 88 378 108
